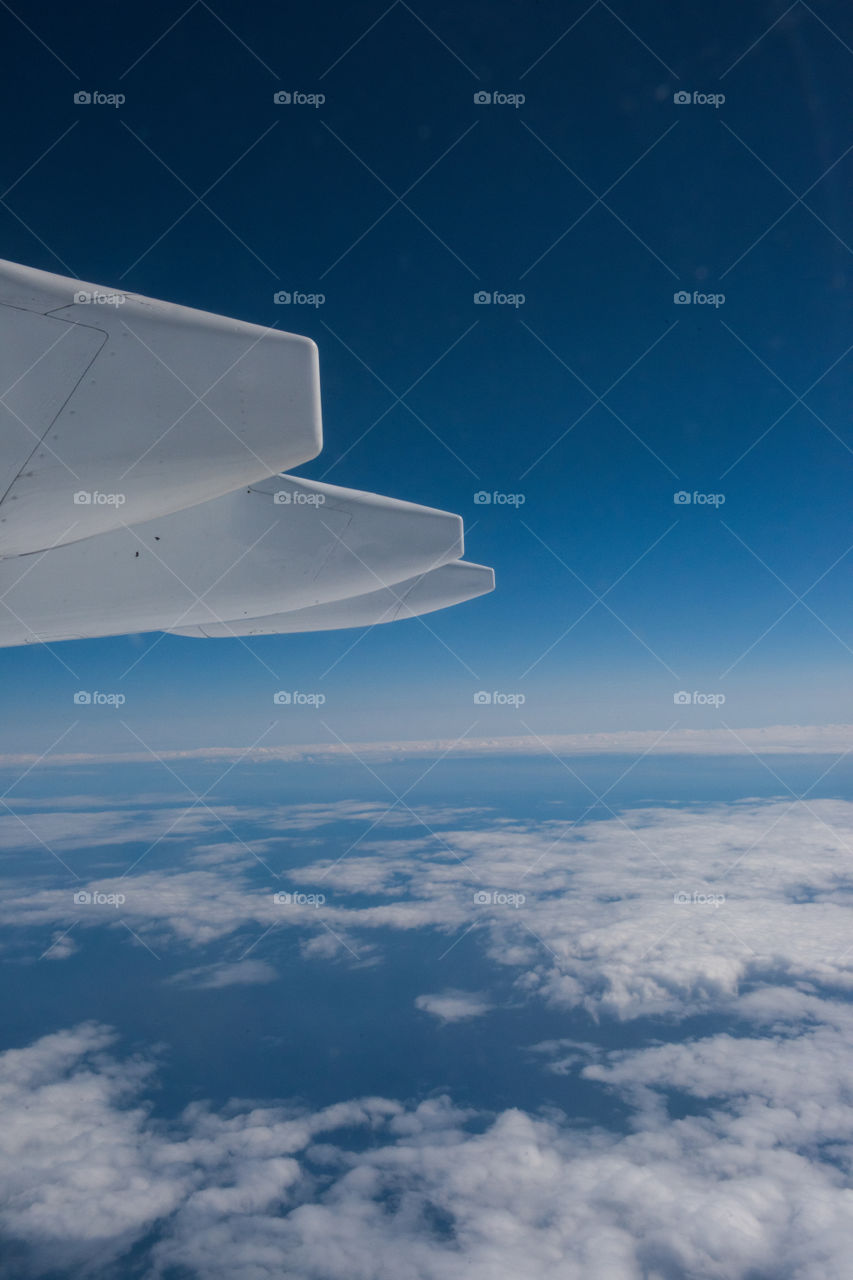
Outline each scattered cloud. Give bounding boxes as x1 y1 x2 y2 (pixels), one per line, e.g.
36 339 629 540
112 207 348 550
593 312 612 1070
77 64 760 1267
414 990 493 1023
39 928 79 961
167 959 278 989
5 796 853 1027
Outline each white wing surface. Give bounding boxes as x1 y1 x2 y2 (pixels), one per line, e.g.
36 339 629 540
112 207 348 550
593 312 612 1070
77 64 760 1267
168 560 495 637
0 260 493 646
0 259 321 556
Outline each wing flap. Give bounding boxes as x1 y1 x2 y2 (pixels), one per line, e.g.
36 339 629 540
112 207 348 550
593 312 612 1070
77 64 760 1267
0 476 464 646
168 560 495 636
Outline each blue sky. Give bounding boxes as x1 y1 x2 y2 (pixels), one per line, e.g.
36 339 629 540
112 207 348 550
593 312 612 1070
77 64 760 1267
1 0 852 753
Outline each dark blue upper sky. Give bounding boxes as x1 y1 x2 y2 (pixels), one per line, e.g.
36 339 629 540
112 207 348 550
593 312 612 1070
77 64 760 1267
1 0 851 751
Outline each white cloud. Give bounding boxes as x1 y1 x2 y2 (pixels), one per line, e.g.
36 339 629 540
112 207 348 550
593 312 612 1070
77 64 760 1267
167 959 278 988
3 1015 853 1278
39 928 79 961
6 796 853 1027
0 1023 188 1273
0 804 214 853
414 991 493 1023
527 1039 601 1075
0 722 850 774
298 927 377 964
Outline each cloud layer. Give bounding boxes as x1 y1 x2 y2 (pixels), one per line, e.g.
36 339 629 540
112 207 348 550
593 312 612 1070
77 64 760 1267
0 721 851 773
6 794 853 1022
3 1003 853 1279
4 792 853 1274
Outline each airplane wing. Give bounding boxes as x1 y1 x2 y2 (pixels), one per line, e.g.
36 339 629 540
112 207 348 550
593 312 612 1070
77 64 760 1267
169 560 496 637
0 260 493 646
